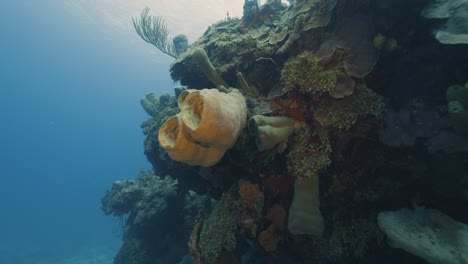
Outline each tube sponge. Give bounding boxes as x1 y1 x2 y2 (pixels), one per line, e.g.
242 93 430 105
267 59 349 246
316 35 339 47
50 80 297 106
248 115 304 152
287 176 324 236
140 92 159 117
158 88 247 167
192 48 228 88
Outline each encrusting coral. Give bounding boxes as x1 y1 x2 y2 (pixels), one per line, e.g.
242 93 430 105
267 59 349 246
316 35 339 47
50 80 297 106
158 88 247 167
313 83 385 130
281 50 341 96
198 187 241 264
287 126 332 179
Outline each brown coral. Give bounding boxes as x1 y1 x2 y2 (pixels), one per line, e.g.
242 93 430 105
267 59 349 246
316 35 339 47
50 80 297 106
189 217 204 264
239 180 263 210
258 224 282 252
266 204 287 229
258 204 287 252
238 180 264 236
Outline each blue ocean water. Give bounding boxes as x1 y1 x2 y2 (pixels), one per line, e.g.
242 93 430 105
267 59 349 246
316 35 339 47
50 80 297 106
0 1 173 262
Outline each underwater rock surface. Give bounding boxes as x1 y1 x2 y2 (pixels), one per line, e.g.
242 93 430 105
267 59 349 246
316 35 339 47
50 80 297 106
378 207 468 264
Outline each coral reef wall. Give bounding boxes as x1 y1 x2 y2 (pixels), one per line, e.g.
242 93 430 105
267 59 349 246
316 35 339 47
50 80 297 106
102 0 468 263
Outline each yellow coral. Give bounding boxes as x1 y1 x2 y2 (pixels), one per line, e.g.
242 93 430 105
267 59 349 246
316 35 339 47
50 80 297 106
158 88 247 167
286 126 332 178
281 51 339 95
313 84 384 130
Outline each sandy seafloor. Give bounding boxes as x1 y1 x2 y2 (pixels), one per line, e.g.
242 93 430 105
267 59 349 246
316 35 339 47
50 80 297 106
0 239 120 264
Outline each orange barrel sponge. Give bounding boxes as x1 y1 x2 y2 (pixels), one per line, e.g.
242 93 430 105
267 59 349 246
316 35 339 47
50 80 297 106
158 88 247 167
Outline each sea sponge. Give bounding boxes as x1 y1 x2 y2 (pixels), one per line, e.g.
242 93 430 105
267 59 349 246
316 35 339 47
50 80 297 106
192 47 228 88
446 83 468 137
373 33 398 52
140 92 159 117
288 176 324 236
373 33 387 50
247 115 304 152
158 88 247 167
158 116 225 167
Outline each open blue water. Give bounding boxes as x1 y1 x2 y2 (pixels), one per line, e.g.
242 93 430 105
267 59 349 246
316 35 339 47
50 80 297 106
0 1 173 262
